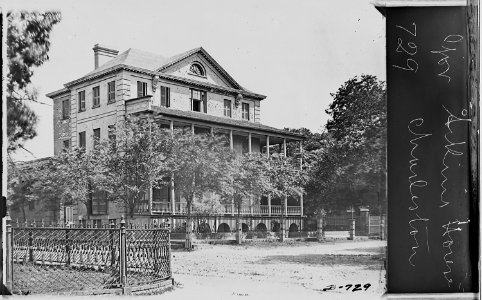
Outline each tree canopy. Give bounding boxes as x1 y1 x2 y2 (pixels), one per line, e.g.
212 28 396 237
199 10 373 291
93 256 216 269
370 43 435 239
7 11 61 153
298 75 387 215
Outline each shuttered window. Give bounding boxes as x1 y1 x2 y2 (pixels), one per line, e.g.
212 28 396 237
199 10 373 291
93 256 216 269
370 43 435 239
62 99 70 119
161 86 170 107
92 86 100 107
93 128 100 148
224 99 232 117
79 131 86 149
78 91 85 111
107 81 115 102
108 125 116 149
191 89 207 113
137 81 148 98
242 103 250 120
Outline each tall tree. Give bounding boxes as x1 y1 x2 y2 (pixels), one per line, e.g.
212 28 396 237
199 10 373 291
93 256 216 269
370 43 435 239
97 118 173 218
170 130 231 249
7 11 61 152
221 153 271 244
306 75 386 214
267 154 306 241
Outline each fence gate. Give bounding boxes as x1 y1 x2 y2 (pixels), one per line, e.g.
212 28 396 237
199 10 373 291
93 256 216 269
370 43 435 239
5 219 172 295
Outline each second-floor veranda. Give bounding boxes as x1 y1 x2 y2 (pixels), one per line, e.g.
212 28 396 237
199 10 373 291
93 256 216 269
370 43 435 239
124 95 306 217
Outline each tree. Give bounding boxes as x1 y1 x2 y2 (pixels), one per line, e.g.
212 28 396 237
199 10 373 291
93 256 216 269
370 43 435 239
305 75 386 215
7 162 37 221
170 130 231 249
97 118 173 218
221 153 271 244
267 154 306 241
7 11 61 153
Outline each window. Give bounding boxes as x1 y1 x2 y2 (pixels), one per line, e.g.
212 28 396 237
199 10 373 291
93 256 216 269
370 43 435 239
108 125 116 146
242 103 250 120
93 128 100 148
78 91 86 112
62 99 70 119
92 86 100 107
189 63 205 76
107 81 115 103
91 190 107 215
224 99 232 117
191 89 207 113
137 81 148 98
63 139 70 150
79 131 86 149
161 86 170 107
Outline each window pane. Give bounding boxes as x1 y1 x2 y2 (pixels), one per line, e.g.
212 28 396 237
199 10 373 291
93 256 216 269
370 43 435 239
192 90 200 100
224 99 231 117
79 131 86 148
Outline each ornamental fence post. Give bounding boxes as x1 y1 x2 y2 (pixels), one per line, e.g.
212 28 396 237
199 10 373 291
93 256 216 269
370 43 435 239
5 215 13 292
66 228 71 265
28 228 33 263
119 216 127 291
109 219 115 267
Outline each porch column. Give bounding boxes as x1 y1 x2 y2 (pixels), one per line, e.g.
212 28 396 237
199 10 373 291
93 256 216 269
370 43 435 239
283 138 287 157
229 130 233 151
300 193 304 216
284 194 288 216
170 177 175 214
210 127 214 136
299 141 303 169
299 141 303 216
248 132 252 153
249 196 253 214
268 195 271 216
191 123 195 135
266 135 270 158
170 120 174 133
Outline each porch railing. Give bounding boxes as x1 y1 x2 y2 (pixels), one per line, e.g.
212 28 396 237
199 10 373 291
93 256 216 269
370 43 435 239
139 202 302 216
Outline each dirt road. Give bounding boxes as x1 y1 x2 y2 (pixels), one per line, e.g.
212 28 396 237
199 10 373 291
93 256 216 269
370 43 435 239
161 240 386 300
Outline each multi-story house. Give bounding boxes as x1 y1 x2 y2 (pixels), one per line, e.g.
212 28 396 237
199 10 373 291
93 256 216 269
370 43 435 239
46 44 305 233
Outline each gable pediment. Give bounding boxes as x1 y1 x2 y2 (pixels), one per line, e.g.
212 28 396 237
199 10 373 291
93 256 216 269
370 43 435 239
158 49 241 90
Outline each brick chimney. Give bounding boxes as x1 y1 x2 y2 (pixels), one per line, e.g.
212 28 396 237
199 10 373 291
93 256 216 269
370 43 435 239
93 44 119 69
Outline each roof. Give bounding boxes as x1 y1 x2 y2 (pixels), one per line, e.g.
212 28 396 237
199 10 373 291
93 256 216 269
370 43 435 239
85 48 168 77
45 87 70 98
150 106 305 140
59 46 262 98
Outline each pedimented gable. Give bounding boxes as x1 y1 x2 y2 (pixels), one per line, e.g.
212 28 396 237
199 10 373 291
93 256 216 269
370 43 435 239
159 50 240 90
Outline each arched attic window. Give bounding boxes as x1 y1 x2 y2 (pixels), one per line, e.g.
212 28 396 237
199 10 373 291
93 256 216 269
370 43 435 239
189 62 205 76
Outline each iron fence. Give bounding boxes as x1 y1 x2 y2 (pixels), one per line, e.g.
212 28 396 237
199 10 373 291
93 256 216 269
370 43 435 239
5 217 172 295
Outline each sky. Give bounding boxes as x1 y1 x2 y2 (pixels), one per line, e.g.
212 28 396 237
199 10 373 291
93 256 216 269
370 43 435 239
4 0 386 161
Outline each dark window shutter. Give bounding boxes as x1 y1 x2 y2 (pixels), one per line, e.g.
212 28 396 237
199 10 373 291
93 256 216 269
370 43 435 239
203 92 207 113
167 87 170 107
161 86 166 107
137 81 143 98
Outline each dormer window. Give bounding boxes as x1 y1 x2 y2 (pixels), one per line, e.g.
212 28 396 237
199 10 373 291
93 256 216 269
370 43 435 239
189 63 205 76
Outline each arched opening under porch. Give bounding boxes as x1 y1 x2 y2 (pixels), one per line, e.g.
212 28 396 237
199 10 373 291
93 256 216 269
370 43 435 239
242 223 249 232
255 223 267 232
289 223 299 232
217 223 231 233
